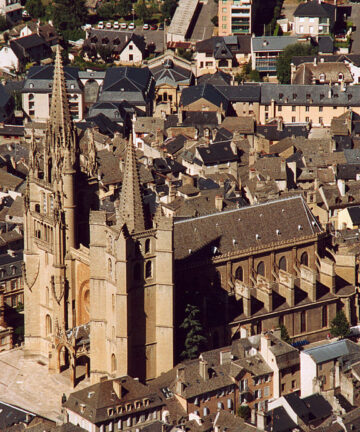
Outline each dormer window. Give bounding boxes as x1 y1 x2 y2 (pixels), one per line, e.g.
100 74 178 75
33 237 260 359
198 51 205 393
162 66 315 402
292 93 297 100
319 73 325 83
338 73 344 82
29 83 34 88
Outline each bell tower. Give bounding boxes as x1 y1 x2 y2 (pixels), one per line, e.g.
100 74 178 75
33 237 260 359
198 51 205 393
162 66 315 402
90 131 174 383
24 45 78 360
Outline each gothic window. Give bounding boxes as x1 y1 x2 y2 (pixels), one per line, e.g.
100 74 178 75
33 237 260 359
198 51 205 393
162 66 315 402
35 203 40 213
279 256 287 271
145 261 152 279
257 261 265 277
108 258 113 279
235 266 243 281
322 306 328 328
50 195 54 214
111 353 116 372
300 252 309 266
145 239 150 254
48 158 52 183
46 314 52 336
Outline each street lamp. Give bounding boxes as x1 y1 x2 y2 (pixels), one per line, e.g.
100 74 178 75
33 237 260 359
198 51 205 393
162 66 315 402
132 7 135 24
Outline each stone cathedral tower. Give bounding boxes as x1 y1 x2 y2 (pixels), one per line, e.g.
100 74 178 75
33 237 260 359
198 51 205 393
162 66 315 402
23 45 78 363
23 46 174 384
89 133 174 383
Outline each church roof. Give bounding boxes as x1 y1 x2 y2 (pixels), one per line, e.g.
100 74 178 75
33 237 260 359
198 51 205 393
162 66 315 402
174 196 322 261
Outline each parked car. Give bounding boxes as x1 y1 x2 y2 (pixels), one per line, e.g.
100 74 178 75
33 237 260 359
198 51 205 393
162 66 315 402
98 21 104 29
150 24 157 30
128 22 135 30
106 22 112 29
143 23 150 30
113 21 119 29
121 22 127 29
22 9 29 18
158 23 164 30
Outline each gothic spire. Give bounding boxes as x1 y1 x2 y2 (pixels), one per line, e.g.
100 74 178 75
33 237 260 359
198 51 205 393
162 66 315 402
118 132 145 233
48 45 73 148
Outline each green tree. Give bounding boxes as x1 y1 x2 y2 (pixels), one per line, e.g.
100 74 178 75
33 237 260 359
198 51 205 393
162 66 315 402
98 1 115 20
135 0 151 22
97 45 112 62
0 17 8 32
25 0 45 18
237 405 250 419
115 0 132 18
277 43 317 84
178 47 192 61
180 304 206 360
161 0 177 20
280 324 291 344
211 15 218 26
330 310 351 339
51 0 87 40
248 69 262 82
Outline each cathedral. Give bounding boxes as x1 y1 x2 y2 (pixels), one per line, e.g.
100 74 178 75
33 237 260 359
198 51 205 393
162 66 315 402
23 46 174 386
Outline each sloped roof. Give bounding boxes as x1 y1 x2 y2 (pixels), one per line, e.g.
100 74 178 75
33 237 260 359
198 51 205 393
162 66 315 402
174 195 321 261
294 0 335 18
180 84 229 110
303 339 360 364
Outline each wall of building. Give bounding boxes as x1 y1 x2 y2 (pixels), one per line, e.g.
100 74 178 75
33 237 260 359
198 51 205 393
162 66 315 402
300 352 317 397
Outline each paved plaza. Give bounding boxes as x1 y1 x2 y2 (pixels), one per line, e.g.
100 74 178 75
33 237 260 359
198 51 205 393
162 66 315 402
0 348 90 422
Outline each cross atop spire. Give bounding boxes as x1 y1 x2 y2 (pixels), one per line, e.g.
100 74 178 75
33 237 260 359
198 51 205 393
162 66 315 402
48 45 73 148
118 132 145 233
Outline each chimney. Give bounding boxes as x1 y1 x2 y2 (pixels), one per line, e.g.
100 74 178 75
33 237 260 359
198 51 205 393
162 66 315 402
337 179 346 197
313 56 317 66
220 350 231 365
215 195 223 212
178 106 184 123
113 380 124 399
199 358 208 380
277 117 283 131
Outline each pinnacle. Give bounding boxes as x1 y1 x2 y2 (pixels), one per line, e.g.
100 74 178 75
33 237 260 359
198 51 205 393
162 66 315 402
118 132 146 233
49 45 72 143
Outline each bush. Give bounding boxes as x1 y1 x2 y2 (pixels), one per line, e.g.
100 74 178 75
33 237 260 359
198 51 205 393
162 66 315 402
211 15 218 26
238 405 250 419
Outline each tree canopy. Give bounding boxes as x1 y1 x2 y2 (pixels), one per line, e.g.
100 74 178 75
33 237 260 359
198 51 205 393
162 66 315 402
134 0 151 22
276 43 317 84
51 0 87 40
180 304 206 360
161 0 177 20
330 310 351 339
25 0 45 18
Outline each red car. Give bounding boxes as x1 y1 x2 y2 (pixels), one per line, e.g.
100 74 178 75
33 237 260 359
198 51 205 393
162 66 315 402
150 24 157 30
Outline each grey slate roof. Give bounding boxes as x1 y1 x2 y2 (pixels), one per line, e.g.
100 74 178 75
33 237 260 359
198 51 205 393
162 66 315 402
347 206 360 225
294 0 335 18
180 84 229 110
23 65 82 93
99 67 154 104
303 339 360 364
150 59 192 87
252 36 300 52
260 83 360 106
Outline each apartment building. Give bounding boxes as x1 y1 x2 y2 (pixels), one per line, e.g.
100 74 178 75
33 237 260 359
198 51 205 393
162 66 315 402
218 0 255 37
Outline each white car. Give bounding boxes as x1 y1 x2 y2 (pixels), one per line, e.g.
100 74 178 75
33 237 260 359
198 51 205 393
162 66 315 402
128 22 135 30
143 23 149 30
121 22 127 29
106 22 112 29
98 21 104 29
113 21 119 29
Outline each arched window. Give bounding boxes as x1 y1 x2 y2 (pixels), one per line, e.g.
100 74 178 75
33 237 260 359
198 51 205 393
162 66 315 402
111 353 116 372
48 158 52 183
145 239 150 254
35 203 40 213
300 252 309 266
279 256 287 271
108 258 113 279
46 314 52 336
145 261 152 279
257 261 265 277
235 266 243 281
